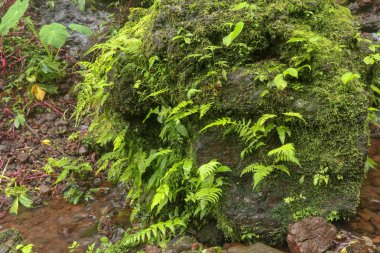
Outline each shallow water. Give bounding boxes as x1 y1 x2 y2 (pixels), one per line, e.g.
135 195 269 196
0 188 129 253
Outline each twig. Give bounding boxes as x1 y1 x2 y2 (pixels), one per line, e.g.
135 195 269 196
0 159 10 184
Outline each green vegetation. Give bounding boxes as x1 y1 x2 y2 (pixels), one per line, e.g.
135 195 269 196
1 0 380 251
72 0 378 248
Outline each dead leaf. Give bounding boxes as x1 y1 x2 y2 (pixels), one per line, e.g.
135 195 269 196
41 139 51 145
31 84 46 101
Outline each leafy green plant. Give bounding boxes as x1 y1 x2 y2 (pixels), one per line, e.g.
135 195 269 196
223 21 244 47
16 244 34 253
42 157 96 204
0 0 29 36
201 113 304 188
13 114 26 129
4 180 33 214
113 218 186 248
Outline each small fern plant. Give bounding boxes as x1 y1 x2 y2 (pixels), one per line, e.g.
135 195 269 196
201 112 304 188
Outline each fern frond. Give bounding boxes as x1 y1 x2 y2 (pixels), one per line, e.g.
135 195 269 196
256 114 277 127
268 143 300 166
276 126 291 145
167 100 193 119
120 218 187 247
193 187 222 203
200 117 235 133
241 163 290 188
283 112 306 123
197 159 221 180
199 103 212 118
252 165 274 189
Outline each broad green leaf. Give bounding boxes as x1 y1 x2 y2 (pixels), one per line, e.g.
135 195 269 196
10 198 19 214
274 74 287 90
371 85 380 95
19 194 33 208
54 169 70 184
39 23 69 49
14 114 26 129
364 56 375 65
223 21 244 47
341 72 360 85
149 55 159 70
0 0 29 36
68 23 93 35
283 68 298 78
231 2 249 11
282 112 306 123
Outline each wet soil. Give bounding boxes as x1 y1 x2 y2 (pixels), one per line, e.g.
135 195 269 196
0 188 129 253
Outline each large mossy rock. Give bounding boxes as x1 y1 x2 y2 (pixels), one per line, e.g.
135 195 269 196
84 0 373 244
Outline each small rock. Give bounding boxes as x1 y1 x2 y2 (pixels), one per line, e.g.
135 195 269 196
363 236 374 247
78 145 88 155
227 243 283 253
358 209 377 222
54 119 68 127
0 145 8 152
39 184 50 194
287 217 337 253
146 245 161 253
166 236 198 253
17 152 29 163
372 236 380 244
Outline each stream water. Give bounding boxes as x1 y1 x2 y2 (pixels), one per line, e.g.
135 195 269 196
0 188 130 253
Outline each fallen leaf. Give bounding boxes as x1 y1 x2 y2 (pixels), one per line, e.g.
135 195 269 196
41 139 51 145
31 84 46 101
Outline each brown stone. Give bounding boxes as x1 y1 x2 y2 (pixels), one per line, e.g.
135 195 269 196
146 245 161 253
227 243 283 253
368 177 380 187
349 221 376 234
360 209 379 221
369 212 380 230
371 236 380 244
287 217 337 253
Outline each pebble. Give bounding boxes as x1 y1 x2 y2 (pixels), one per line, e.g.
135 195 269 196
78 145 88 155
0 145 8 152
17 152 29 163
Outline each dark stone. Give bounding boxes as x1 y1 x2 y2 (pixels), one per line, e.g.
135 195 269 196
191 222 224 246
166 236 198 253
17 152 29 163
287 217 337 253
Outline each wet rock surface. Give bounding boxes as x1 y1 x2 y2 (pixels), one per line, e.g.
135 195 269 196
287 217 337 253
347 0 380 35
33 0 112 57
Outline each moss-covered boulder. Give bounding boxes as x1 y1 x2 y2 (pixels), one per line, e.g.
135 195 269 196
77 0 375 245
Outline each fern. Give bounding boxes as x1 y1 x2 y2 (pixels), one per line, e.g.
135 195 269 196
241 164 290 188
197 159 221 180
200 117 235 132
268 143 300 166
118 218 187 247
